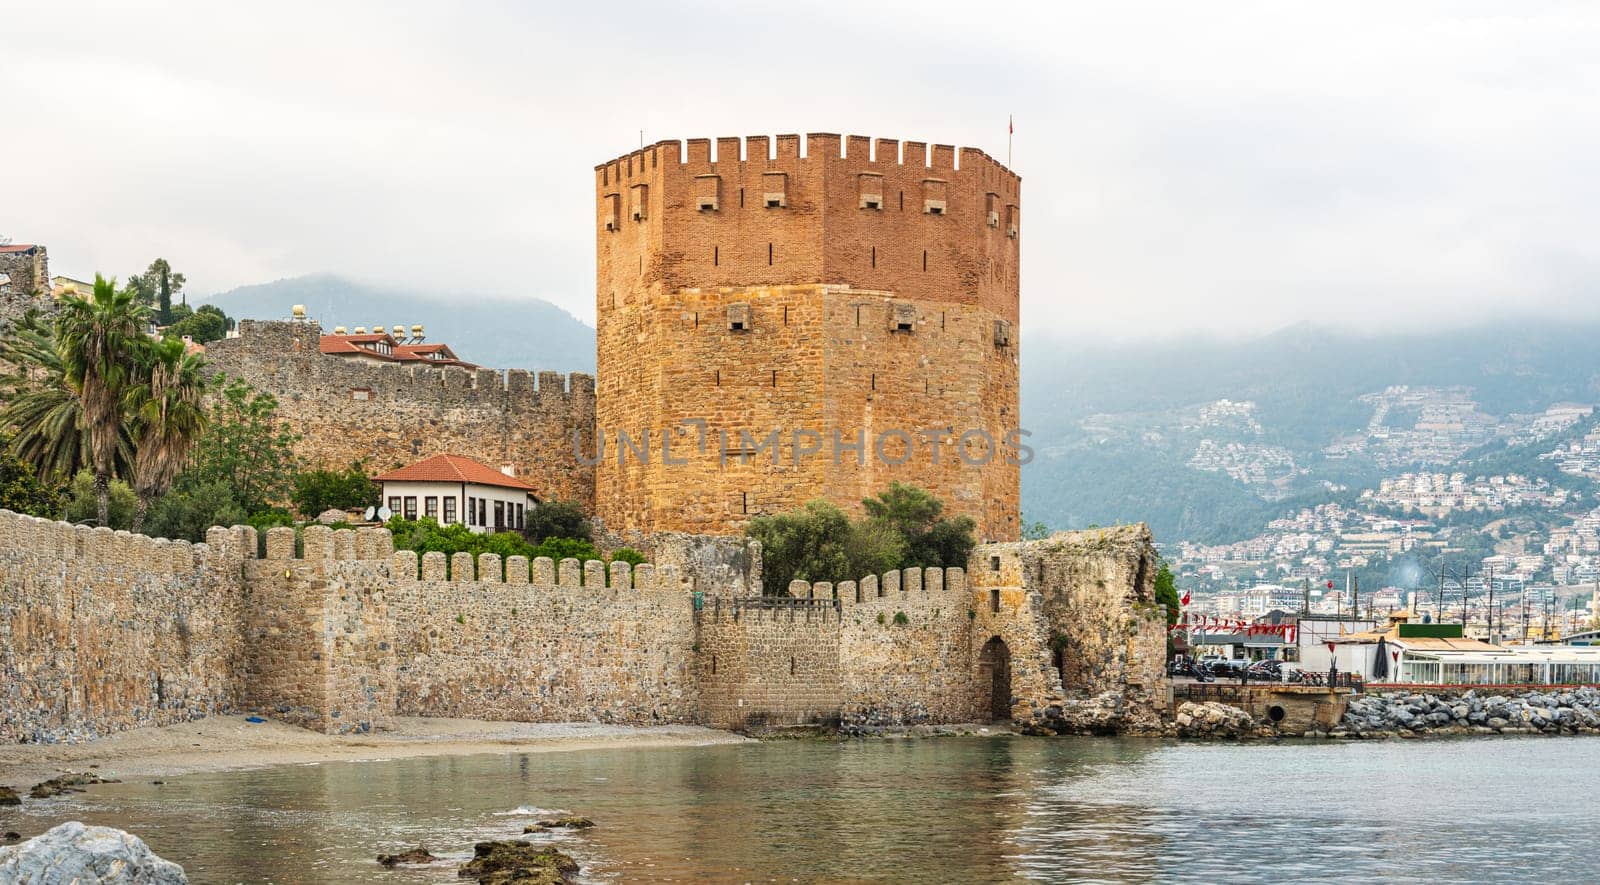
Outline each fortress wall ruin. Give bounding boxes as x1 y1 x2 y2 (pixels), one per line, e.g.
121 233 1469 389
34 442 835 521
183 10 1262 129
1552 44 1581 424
0 510 251 743
205 319 596 506
1 513 1167 742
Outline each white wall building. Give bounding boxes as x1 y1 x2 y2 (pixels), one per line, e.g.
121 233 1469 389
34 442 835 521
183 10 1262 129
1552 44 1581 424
375 453 536 534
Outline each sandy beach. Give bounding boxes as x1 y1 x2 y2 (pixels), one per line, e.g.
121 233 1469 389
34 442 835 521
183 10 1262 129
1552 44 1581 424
0 716 751 789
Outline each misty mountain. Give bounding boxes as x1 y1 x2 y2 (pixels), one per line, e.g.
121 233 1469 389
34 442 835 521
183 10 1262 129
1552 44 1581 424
1019 320 1600 544
200 274 596 374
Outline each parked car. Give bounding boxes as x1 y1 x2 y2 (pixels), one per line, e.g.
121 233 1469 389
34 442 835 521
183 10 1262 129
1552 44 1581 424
1207 658 1249 677
1246 660 1283 681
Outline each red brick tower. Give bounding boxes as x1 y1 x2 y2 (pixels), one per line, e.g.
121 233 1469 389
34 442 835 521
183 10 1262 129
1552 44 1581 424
595 133 1021 540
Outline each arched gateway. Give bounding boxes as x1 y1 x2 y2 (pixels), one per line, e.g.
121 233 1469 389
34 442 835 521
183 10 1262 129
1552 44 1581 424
978 636 1013 722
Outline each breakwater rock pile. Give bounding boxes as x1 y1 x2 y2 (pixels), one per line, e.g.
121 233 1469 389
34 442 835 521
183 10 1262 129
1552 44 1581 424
1341 688 1600 737
1173 701 1257 738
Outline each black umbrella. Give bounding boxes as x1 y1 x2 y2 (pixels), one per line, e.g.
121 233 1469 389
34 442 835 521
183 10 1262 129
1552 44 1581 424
1372 636 1389 681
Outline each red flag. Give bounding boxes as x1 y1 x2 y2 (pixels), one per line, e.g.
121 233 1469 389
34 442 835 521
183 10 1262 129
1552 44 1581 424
1180 590 1191 606
1009 115 1014 135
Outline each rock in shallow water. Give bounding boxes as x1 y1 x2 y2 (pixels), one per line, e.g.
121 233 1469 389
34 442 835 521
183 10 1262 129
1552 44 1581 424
534 816 594 830
0 821 187 884
376 846 437 866
458 840 580 884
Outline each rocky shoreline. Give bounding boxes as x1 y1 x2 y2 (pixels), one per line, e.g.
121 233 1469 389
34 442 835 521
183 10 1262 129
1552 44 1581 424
1173 687 1600 740
1337 687 1600 738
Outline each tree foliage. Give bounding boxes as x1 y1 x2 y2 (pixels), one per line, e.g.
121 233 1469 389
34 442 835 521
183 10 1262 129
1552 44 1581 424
124 258 186 325
746 484 974 595
523 499 591 543
0 435 62 517
860 481 977 569
166 304 232 344
387 517 630 574
183 376 298 515
54 275 148 525
128 336 208 531
1153 561 1181 628
63 471 138 529
143 478 247 542
292 462 379 517
0 309 132 483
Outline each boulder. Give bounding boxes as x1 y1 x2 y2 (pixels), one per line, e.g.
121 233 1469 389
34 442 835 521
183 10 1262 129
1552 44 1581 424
533 816 594 830
376 846 436 866
1174 702 1254 738
0 822 187 884
457 840 579 884
0 787 18 806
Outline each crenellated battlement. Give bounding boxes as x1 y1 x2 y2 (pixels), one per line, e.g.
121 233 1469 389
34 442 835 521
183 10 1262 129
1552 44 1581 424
597 132 1019 193
783 566 969 607
210 320 596 401
257 525 681 592
0 509 254 575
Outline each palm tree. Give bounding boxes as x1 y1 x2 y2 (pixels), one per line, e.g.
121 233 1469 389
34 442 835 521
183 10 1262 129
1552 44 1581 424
54 275 148 526
128 336 207 532
0 309 133 484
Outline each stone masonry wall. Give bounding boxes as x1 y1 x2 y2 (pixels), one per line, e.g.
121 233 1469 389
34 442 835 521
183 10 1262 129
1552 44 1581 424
384 549 699 724
205 319 595 506
240 526 396 734
695 598 842 731
0 511 250 743
972 526 1170 733
2 514 1169 742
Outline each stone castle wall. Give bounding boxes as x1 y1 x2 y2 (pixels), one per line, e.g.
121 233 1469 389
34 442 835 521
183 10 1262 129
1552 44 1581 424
695 599 842 731
0 511 249 743
205 319 596 506
595 134 1021 540
240 526 397 734
383 546 700 724
975 525 1170 733
1 513 1167 742
0 245 53 336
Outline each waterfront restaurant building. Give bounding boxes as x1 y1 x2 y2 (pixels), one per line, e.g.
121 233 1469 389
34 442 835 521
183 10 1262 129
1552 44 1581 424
1329 613 1600 685
375 454 536 534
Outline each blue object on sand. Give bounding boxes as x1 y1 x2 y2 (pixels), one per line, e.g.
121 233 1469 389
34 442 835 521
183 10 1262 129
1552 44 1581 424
245 716 267 724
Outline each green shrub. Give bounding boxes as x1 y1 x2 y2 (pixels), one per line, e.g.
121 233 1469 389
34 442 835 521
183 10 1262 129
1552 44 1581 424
524 499 591 543
745 483 976 594
609 547 646 566
291 463 379 517
388 516 625 578
63 471 137 529
893 611 909 626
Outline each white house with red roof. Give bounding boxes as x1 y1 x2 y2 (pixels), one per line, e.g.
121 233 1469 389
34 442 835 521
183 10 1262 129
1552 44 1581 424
374 454 536 533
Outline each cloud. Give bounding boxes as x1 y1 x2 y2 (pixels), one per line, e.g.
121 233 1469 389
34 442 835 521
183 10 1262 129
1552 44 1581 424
5 1 1598 340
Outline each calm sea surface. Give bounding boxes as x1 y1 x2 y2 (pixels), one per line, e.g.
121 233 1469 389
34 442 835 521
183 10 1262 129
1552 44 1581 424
4 735 1597 883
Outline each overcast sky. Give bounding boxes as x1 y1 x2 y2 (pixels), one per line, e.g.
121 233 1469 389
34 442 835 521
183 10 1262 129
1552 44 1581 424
6 1 1599 339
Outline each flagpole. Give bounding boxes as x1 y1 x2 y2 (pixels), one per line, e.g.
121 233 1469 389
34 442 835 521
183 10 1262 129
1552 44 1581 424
1007 114 1013 167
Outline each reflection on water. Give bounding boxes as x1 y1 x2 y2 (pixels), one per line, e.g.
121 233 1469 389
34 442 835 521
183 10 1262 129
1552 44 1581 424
5 736 1598 883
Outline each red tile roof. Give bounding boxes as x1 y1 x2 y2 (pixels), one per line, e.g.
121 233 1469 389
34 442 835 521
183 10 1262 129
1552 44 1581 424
0 244 38 253
373 454 537 492
318 333 477 368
